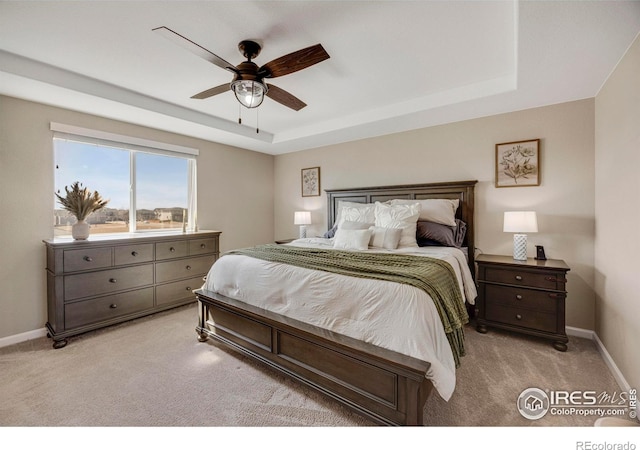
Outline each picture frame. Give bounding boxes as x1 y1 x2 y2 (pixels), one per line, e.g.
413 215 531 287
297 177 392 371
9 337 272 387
495 139 540 188
301 166 321 197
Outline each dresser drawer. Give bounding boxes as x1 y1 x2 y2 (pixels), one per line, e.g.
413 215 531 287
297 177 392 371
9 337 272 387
484 267 564 290
65 287 154 329
63 247 112 272
155 255 215 283
114 243 154 266
155 240 188 260
486 303 557 333
156 276 203 306
64 264 154 300
485 284 559 314
189 238 217 256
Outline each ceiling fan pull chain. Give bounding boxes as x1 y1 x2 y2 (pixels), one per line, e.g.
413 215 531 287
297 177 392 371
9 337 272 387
238 103 242 125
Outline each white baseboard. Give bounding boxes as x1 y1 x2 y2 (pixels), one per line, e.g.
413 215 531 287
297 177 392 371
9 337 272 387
567 326 632 392
0 327 48 349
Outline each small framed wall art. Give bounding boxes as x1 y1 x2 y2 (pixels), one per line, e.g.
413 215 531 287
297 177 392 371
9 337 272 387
301 166 321 197
495 139 540 188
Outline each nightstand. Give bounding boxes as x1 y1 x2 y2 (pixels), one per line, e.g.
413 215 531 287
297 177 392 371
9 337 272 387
475 254 570 351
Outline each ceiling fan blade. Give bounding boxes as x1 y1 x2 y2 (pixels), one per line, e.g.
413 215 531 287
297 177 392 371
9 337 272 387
259 44 329 78
266 84 307 111
191 84 230 100
152 26 237 74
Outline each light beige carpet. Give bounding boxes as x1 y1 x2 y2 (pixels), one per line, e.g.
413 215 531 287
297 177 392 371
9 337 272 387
0 303 626 427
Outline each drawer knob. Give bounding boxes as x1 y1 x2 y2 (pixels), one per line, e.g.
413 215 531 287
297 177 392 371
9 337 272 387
169 247 176 252
186 265 192 270
516 314 522 320
516 294 523 300
515 275 523 281
84 256 93 262
109 278 117 283
131 251 138 257
186 287 192 291
200 244 206 249
109 304 117 309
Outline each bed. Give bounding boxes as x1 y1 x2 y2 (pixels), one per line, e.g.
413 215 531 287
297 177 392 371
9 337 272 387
194 180 477 425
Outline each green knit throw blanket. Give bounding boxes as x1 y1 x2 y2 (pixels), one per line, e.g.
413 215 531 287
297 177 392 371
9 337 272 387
227 244 468 367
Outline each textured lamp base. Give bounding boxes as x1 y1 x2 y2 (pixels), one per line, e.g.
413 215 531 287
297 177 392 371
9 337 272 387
513 234 528 260
299 226 307 239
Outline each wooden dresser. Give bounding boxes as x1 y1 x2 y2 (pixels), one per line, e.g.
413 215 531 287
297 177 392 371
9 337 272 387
44 230 220 348
475 254 570 351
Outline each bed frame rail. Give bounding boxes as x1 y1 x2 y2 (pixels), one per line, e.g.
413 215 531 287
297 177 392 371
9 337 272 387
195 288 433 426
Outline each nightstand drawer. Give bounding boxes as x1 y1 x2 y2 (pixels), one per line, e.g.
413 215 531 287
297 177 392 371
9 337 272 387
486 303 556 333
65 287 154 329
484 267 564 290
64 264 154 300
64 247 111 272
485 284 560 314
114 243 154 266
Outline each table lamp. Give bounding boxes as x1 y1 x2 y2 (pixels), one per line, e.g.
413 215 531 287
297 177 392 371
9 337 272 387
503 211 538 261
294 211 312 238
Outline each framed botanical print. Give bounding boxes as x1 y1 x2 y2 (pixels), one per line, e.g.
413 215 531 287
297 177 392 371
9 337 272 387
301 166 321 197
495 139 540 188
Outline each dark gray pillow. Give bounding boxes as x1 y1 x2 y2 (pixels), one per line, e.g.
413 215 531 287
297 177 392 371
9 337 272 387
417 219 466 247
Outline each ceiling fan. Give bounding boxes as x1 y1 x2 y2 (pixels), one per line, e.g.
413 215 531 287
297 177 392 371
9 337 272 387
153 26 330 111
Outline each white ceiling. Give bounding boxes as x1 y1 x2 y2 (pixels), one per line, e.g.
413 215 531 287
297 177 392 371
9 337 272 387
1 1 639 155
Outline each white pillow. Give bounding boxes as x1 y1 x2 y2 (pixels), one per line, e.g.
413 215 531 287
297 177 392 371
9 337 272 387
340 220 374 230
335 201 376 229
374 202 421 248
369 226 402 250
390 198 459 226
333 228 373 251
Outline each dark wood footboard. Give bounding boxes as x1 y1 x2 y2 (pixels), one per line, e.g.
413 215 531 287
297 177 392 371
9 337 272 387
194 288 433 426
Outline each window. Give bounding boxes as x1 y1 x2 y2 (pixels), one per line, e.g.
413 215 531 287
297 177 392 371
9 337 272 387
52 123 197 237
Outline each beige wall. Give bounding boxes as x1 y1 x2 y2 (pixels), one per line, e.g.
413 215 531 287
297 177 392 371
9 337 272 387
595 34 640 389
0 96 274 339
275 99 596 330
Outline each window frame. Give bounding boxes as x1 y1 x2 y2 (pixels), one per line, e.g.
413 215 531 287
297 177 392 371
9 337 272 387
51 122 198 235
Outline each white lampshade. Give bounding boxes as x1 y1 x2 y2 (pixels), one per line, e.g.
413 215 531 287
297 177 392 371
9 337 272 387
294 211 312 225
503 211 538 233
504 211 538 261
294 211 312 239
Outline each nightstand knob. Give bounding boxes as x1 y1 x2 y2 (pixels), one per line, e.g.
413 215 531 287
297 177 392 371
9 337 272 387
169 247 176 252
186 265 192 270
186 287 191 291
516 294 523 300
83 256 93 262
109 278 117 283
200 244 206 249
545 276 557 282
516 314 522 320
131 251 138 257
515 275 523 281
109 304 117 309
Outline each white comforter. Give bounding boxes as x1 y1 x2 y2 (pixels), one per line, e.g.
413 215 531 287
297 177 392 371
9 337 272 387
201 238 477 401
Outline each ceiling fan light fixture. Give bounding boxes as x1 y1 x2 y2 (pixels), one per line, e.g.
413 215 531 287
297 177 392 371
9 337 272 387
232 79 267 108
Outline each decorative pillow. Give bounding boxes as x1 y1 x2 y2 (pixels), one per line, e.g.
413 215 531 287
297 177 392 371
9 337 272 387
390 198 459 226
369 226 402 250
374 202 420 248
335 201 376 229
340 220 374 230
416 219 467 247
333 228 373 251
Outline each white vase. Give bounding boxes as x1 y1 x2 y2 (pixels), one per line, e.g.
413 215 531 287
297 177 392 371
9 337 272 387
72 219 90 240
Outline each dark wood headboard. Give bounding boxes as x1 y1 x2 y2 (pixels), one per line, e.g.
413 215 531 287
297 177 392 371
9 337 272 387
325 180 477 276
